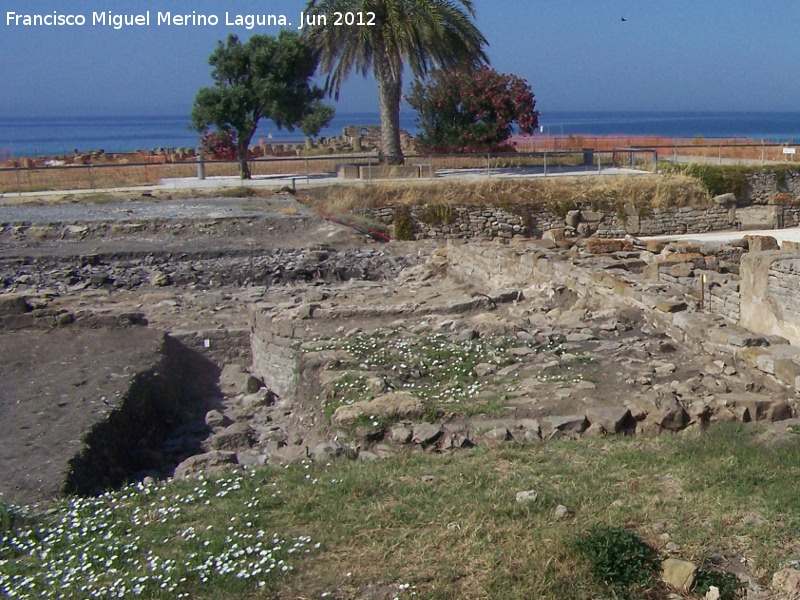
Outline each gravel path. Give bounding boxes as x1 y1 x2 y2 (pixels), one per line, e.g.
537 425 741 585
0 196 308 224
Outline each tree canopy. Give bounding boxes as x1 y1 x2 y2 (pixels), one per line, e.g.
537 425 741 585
303 0 487 162
407 66 539 154
191 31 333 178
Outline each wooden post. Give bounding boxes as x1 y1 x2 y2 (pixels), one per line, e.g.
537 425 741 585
700 273 706 310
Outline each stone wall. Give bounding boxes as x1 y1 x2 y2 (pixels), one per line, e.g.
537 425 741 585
249 306 302 403
362 205 553 240
441 241 800 393
361 202 741 241
739 252 800 345
704 272 741 325
636 206 732 236
356 169 800 241
747 170 800 204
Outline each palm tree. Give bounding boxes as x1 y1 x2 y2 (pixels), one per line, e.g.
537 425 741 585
304 0 488 162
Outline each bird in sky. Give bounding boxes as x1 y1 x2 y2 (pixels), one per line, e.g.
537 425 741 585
621 17 627 22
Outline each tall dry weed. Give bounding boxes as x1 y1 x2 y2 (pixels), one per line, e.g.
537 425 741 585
307 174 709 216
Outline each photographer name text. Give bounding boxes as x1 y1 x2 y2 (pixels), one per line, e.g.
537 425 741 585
5 10 376 30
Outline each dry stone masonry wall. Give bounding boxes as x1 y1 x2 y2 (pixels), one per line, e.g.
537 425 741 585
361 201 788 242
768 258 800 334
359 168 800 242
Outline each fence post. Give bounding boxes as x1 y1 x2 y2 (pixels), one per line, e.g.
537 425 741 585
196 155 205 180
762 140 765 165
718 145 722 165
543 152 547 176
428 155 433 178
305 157 309 185
653 150 658 173
486 153 491 177
15 165 21 195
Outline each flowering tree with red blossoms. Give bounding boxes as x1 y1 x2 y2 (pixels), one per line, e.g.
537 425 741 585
199 130 237 160
407 66 539 154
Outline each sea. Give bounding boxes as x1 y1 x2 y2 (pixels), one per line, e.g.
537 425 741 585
3 110 800 158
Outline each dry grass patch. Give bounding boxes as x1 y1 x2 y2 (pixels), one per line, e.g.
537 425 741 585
305 174 710 217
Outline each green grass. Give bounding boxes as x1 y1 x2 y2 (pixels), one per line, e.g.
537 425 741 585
2 424 798 599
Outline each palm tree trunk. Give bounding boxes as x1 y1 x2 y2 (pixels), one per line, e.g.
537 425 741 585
376 61 404 164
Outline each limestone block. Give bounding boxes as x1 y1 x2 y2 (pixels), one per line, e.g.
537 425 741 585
175 451 238 481
655 298 688 313
744 234 780 252
772 568 800 597
767 401 793 422
411 423 443 445
542 414 589 436
662 558 697 591
780 240 800 252
0 294 31 316
585 406 635 433
585 239 633 254
713 193 737 206
210 422 254 451
774 358 800 387
331 392 425 426
219 364 263 396
580 210 605 223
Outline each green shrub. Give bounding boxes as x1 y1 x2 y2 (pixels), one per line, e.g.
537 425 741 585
572 525 660 598
393 205 415 240
664 163 750 199
418 203 453 226
694 566 745 600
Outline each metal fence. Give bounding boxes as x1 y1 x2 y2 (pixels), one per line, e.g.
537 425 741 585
0 149 666 195
1 141 795 195
513 135 800 165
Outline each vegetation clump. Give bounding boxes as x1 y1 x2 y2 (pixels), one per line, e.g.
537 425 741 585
408 65 539 153
304 0 488 160
694 565 745 600
393 205 415 240
309 174 709 217
573 525 661 598
191 31 332 178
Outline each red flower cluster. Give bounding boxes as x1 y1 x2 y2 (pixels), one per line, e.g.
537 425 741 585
199 130 238 160
407 66 539 154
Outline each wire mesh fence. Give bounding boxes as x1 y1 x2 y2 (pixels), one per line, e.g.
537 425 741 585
0 141 797 194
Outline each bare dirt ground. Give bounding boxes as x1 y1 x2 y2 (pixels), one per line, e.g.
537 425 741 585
0 193 405 504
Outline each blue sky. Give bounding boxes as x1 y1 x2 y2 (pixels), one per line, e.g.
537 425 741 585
2 0 800 117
